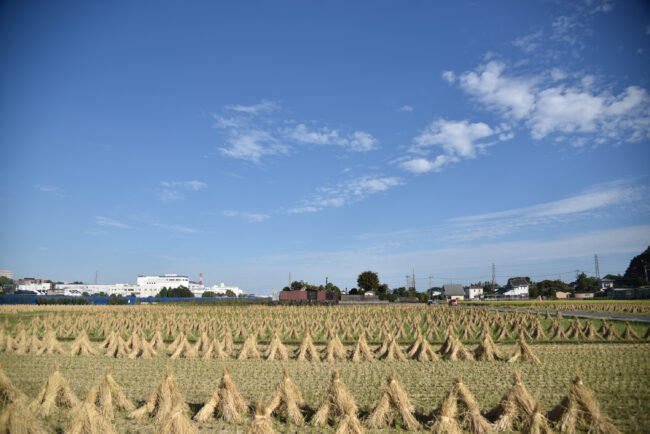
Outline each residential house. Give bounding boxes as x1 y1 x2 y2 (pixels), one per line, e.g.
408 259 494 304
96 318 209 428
443 284 464 300
497 278 530 297
464 285 483 300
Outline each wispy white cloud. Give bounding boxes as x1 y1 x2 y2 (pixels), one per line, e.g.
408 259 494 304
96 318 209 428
288 175 403 213
94 216 130 229
36 185 60 193
152 223 198 233
158 180 207 201
35 185 65 197
224 99 279 115
458 61 536 119
281 124 378 152
441 71 456 84
220 130 289 163
449 61 650 145
212 100 379 162
161 181 206 191
222 210 270 223
512 30 544 53
398 105 414 112
399 119 511 174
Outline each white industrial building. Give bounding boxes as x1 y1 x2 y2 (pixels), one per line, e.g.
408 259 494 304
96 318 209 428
137 274 190 292
53 283 150 297
16 283 51 294
52 273 243 298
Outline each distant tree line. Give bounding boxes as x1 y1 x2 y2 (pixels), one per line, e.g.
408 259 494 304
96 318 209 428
282 280 341 294
155 286 194 298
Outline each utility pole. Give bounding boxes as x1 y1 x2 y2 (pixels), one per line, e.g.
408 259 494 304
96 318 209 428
645 265 649 283
288 272 291 289
429 275 433 291
95 270 98 285
325 276 328 287
491 263 496 293
594 254 600 279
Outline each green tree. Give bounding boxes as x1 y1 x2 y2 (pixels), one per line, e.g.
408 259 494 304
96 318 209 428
624 246 650 286
574 273 599 292
0 277 13 285
202 291 217 297
357 271 379 293
225 289 236 297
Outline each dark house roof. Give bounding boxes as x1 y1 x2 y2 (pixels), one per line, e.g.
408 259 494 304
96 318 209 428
508 278 529 287
443 284 464 296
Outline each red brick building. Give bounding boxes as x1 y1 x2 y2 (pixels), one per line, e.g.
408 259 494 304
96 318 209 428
279 289 340 302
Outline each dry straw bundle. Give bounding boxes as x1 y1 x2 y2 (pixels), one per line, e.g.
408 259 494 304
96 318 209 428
440 334 472 361
202 338 228 360
430 393 462 434
64 402 115 434
508 335 540 364
70 330 97 356
267 370 305 425
407 330 438 362
350 330 374 362
376 335 406 361
238 334 261 360
520 400 553 434
85 367 134 420
31 364 80 417
322 332 346 362
473 332 501 361
0 364 26 405
312 371 363 434
549 374 620 433
365 371 420 430
265 331 289 361
435 375 493 434
0 397 46 434
169 336 198 359
622 322 639 340
105 335 130 358
157 409 198 434
294 331 319 361
194 368 248 423
487 371 535 431
129 334 158 359
130 367 188 422
246 401 276 434
37 330 65 355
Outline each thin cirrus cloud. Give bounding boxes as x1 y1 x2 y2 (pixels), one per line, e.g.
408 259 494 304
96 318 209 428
94 216 130 229
213 100 379 163
288 175 404 214
152 222 198 234
355 181 648 245
222 210 270 223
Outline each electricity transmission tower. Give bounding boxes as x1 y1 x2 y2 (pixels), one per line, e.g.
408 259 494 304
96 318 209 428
594 254 600 279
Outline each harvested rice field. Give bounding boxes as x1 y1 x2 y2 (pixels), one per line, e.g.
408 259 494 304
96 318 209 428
0 304 648 433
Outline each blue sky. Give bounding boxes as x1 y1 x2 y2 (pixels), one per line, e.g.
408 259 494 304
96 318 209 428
1 0 649 293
